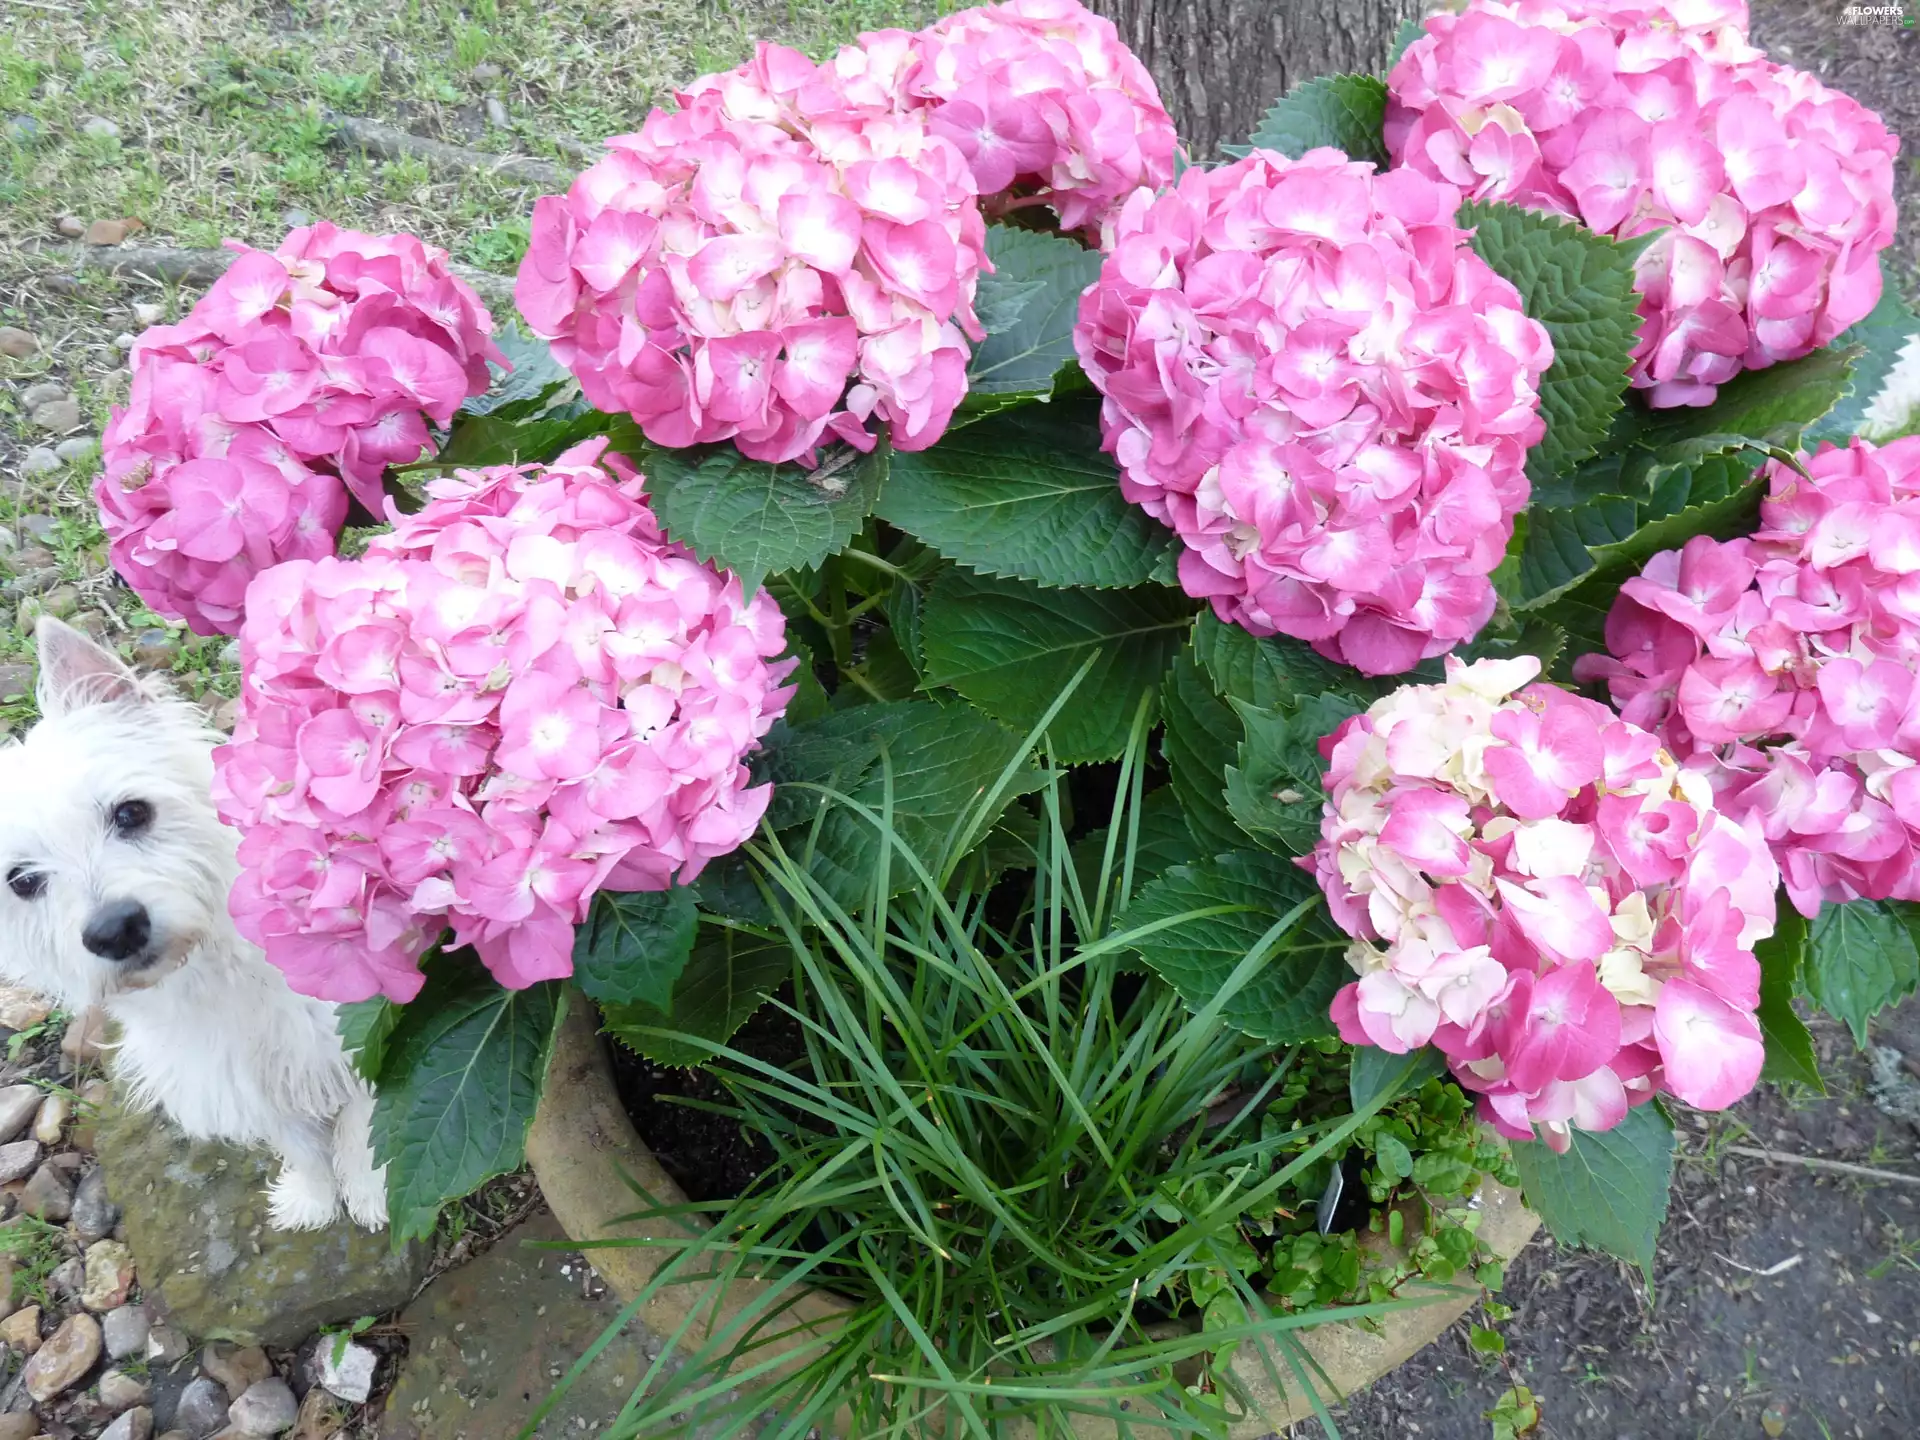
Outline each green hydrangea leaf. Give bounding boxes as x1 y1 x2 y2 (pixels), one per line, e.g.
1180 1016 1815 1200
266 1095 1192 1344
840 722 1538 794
1806 259 1919 447
645 443 889 596
1754 905 1823 1092
878 400 1177 589
964 224 1106 401
1613 343 1859 457
570 886 699 1012
460 325 575 418
1114 850 1347 1043
600 924 791 1069
1159 648 1246 858
1190 611 1384 712
920 568 1195 763
1459 201 1644 489
1237 74 1387 166
1805 898 1920 1046
1349 1046 1446 1115
370 957 565 1245
336 997 400 1085
1225 693 1352 857
1510 1102 1674 1282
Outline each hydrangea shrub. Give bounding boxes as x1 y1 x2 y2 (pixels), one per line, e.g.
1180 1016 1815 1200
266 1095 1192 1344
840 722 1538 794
102 0 1919 1276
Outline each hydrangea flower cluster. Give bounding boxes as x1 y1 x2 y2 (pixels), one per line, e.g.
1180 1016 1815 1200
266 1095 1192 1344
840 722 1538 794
1314 655 1778 1149
211 438 794 1004
516 41 987 465
1575 437 1920 917
1072 150 1553 676
98 224 503 636
837 0 1177 239
1385 0 1899 407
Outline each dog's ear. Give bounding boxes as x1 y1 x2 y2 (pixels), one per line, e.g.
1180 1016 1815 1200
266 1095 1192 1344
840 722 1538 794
35 617 148 718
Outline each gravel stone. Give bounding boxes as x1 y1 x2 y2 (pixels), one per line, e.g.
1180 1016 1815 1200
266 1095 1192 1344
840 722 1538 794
0 1304 41 1352
0 666 34 703
100 1366 152 1411
71 1164 119 1243
485 97 509 127
21 1163 73 1222
131 629 178 669
53 436 98 464
201 1342 271 1397
23 1312 102 1401
315 1338 377 1403
30 398 83 432
34 1092 70 1146
227 1378 298 1436
0 1141 42 1184
103 1304 150 1361
82 115 121 139
0 1084 45 1140
0 327 37 358
173 1376 230 1438
102 1407 154 1440
20 381 67 409
82 1239 136 1311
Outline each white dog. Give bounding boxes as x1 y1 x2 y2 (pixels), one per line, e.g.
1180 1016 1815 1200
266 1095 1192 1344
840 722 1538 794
0 618 387 1230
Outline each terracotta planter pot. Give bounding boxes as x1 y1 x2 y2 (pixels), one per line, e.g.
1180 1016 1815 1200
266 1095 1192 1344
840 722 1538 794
527 999 1539 1436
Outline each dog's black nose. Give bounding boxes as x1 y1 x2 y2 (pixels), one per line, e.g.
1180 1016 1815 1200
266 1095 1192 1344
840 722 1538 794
82 900 151 962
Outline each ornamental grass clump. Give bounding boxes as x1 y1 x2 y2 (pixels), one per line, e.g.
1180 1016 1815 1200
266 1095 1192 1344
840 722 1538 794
1073 150 1553 675
213 438 793 1002
1577 436 1920 916
1313 654 1779 1149
1386 0 1899 406
554 712 1498 1439
98 223 504 635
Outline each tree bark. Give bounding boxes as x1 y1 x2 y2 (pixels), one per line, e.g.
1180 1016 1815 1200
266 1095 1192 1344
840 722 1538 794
1091 0 1425 160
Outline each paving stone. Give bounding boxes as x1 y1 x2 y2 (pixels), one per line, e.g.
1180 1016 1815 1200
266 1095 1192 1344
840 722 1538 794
378 1209 659 1439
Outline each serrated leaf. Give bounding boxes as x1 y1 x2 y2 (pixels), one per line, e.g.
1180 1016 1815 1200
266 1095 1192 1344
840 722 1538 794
1805 898 1920 1046
760 699 1045 906
1755 905 1823 1092
461 326 574 417
1160 649 1245 857
601 925 791 1068
1807 259 1919 446
434 406 612 468
645 444 888 596
1240 74 1387 166
1386 14 1426 69
570 887 699 1011
370 957 564 1245
1115 850 1348 1043
1459 201 1643 487
920 568 1194 763
1225 694 1351 856
1615 344 1859 456
1509 1102 1674 1281
1349 1045 1446 1114
1190 610 1382 712
966 224 1105 400
877 400 1176 589
336 997 400 1085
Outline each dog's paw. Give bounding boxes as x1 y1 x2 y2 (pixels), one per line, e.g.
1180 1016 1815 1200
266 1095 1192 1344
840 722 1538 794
342 1169 389 1230
267 1170 341 1231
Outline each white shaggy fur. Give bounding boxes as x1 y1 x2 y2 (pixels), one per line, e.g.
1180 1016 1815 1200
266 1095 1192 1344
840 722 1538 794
0 619 386 1230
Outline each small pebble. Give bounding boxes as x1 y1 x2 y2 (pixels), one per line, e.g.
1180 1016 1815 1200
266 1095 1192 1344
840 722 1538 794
0 1084 43 1141
19 1163 73 1222
62 1008 110 1065
98 1366 150 1412
0 666 33 704
23 1312 101 1401
53 435 98 464
81 115 121 140
470 61 502 81
316 1337 377 1403
57 215 85 238
280 207 312 229
21 516 57 545
485 97 510 128
46 272 79 295
21 381 68 409
0 526 13 553
144 1321 189 1365
133 302 164 326
20 447 59 477
172 1375 228 1438
115 332 136 350
41 584 80 620
0 1305 38 1352
3 114 36 144
86 218 130 246
0 326 37 359
203 1340 272 1396
70 1165 118 1244
131 629 177 670
30 398 83 433
45 1255 83 1298
227 1377 298 1436
102 1303 149 1361
101 1407 153 1440
33 1092 69 1146
0 1141 39 1185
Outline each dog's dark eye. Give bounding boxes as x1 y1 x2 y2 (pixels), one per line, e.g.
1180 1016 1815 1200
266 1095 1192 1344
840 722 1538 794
112 800 154 837
5 868 44 902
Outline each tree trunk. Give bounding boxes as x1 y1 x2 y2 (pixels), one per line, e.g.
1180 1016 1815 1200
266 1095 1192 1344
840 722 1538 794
1091 0 1426 160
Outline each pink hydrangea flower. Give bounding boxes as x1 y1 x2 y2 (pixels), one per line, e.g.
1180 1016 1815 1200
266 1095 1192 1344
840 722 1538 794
1316 654 1777 1148
515 41 987 466
211 437 794 1003
837 0 1178 239
1072 150 1553 675
1386 0 1899 407
97 224 503 635
1576 436 1920 916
